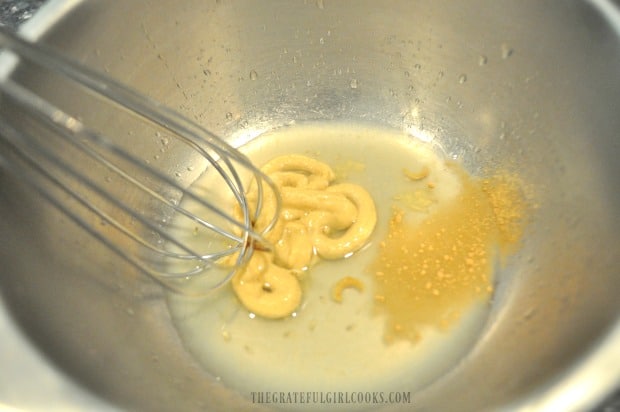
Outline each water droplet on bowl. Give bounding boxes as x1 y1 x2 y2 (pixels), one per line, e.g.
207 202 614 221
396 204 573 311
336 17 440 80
249 70 258 80
458 74 467 84
478 55 488 66
501 43 514 59
225 112 233 120
349 78 358 89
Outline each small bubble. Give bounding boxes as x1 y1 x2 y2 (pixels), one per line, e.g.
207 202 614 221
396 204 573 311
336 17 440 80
478 55 488 66
249 70 258 80
414 63 422 70
404 70 410 77
203 69 211 76
319 37 325 45
160 137 169 146
458 74 467 84
225 112 233 120
349 78 358 89
187 166 195 171
175 172 182 178
501 43 514 59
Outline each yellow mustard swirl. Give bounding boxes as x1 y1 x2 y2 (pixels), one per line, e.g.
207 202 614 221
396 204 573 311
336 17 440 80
230 154 377 319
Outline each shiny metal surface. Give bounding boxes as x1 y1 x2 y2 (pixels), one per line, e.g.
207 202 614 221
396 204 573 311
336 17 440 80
0 1 619 411
0 25 282 295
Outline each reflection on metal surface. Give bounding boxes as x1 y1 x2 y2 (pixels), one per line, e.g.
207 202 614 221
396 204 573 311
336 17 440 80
0 0 619 411
588 0 620 36
0 300 115 410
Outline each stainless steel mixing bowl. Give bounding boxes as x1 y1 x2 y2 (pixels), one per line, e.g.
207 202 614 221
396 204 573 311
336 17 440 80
1 0 619 411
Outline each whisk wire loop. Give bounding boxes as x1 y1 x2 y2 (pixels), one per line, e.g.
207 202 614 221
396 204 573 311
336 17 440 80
0 27 280 293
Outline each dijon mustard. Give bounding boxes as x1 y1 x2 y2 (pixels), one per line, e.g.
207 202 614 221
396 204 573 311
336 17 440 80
230 154 377 319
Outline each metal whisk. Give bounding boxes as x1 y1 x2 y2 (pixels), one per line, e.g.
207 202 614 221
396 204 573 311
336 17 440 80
0 27 280 294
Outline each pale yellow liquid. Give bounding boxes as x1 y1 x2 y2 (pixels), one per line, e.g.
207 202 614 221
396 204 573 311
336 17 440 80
166 124 493 409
